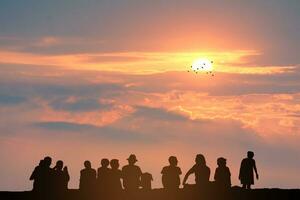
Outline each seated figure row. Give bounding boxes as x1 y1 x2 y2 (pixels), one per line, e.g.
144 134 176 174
79 154 232 192
30 151 258 193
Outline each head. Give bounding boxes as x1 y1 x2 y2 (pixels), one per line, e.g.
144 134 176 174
168 156 178 166
110 159 119 170
43 156 52 167
195 154 206 165
217 157 226 167
56 160 64 170
247 151 254 159
127 154 138 165
101 158 110 168
84 160 91 169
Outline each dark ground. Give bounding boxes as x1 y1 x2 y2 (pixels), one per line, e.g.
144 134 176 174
1 187 300 200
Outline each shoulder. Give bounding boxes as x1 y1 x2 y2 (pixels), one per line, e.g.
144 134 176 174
161 166 168 173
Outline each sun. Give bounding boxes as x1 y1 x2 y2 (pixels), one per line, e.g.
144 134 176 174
191 58 213 72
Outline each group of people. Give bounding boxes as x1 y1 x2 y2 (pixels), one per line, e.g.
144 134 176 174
30 151 259 195
30 156 70 197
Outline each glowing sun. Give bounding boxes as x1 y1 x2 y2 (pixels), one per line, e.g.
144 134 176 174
191 58 213 72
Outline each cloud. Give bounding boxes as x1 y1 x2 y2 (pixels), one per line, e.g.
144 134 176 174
49 98 113 112
132 106 188 121
0 94 26 105
33 121 165 144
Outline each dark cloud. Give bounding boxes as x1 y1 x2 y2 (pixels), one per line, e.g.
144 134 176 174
33 121 164 143
133 106 188 121
0 94 26 105
49 98 113 112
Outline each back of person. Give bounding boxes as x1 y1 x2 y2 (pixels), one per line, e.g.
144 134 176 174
193 164 210 186
80 168 96 191
240 158 254 183
97 167 111 188
109 168 122 191
214 166 231 189
140 172 153 190
53 169 70 192
122 165 142 190
161 166 181 189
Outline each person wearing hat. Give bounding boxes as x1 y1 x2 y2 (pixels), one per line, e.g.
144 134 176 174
214 157 231 190
121 154 142 192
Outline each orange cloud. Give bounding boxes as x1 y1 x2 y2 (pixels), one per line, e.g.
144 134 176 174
0 49 293 74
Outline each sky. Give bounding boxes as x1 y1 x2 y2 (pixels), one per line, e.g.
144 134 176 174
0 0 300 190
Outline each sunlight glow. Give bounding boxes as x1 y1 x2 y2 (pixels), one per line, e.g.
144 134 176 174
191 58 213 72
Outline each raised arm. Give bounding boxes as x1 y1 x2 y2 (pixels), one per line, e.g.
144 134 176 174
182 168 194 185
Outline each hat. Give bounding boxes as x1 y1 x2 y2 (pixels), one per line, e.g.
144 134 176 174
127 154 138 162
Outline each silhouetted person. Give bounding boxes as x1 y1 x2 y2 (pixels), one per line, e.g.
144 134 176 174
161 156 182 190
109 159 123 192
30 160 44 192
140 172 153 190
239 151 259 189
122 154 142 192
53 160 70 195
183 154 210 188
97 158 111 193
80 160 97 194
214 157 231 190
30 156 54 199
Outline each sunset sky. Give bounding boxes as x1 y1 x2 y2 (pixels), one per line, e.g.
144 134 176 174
1 0 300 190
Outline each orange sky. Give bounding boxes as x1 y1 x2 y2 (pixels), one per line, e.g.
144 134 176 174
1 0 300 191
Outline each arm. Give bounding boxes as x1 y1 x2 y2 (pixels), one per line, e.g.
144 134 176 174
239 160 244 180
214 168 217 181
182 168 194 185
253 160 259 180
29 168 37 180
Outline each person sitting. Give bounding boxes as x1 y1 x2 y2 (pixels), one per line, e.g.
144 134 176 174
109 159 123 192
30 160 44 192
161 156 182 190
140 172 153 191
80 160 96 194
239 151 259 189
183 154 210 188
97 158 111 191
122 154 142 192
53 160 70 197
214 157 231 190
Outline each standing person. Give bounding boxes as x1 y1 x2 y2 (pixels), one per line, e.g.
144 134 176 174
97 158 111 193
80 160 97 194
183 154 210 188
122 154 142 192
214 157 231 190
161 156 182 190
239 151 259 189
